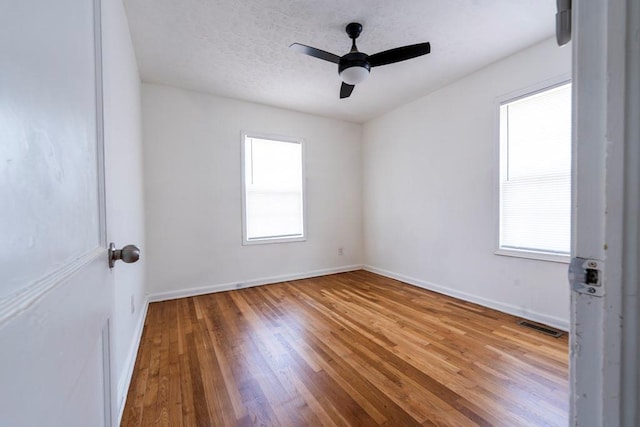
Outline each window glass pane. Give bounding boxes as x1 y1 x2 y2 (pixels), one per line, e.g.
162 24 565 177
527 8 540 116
243 136 304 242
499 83 571 255
248 138 302 191
506 85 571 180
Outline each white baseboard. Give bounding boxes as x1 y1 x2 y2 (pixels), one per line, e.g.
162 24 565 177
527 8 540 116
363 265 569 331
148 264 364 303
116 296 150 424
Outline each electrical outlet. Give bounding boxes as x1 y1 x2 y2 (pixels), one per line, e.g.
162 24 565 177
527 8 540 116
130 295 135 314
338 247 344 256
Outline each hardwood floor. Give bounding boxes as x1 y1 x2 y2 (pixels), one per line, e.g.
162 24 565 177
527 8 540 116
121 270 568 426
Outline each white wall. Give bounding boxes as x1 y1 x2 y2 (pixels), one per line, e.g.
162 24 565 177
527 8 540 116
101 0 147 415
362 38 571 329
142 84 363 298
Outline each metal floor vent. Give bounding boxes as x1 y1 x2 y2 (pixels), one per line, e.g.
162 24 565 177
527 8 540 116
517 320 564 338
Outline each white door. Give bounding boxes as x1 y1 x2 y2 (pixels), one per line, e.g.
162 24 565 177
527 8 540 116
571 0 640 425
0 0 116 425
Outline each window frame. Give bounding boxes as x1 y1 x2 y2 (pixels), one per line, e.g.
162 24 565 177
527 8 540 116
494 75 572 263
240 131 307 245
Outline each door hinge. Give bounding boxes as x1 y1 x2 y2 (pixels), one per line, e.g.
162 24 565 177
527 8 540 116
569 257 604 297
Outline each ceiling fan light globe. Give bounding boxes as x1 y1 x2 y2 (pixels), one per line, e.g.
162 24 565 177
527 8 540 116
340 66 369 85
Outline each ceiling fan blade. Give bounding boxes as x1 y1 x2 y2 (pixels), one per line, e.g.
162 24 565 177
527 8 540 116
368 42 431 67
340 82 355 99
290 43 341 64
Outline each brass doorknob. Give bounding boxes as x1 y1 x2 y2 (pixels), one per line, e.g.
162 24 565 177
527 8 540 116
108 243 140 268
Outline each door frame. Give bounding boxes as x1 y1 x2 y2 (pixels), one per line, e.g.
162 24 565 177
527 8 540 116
571 0 640 424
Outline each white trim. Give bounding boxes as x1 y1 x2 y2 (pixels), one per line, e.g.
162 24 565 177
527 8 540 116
116 295 150 424
148 265 363 302
494 248 570 264
0 248 105 328
363 265 569 331
243 235 306 246
496 75 572 106
240 131 307 245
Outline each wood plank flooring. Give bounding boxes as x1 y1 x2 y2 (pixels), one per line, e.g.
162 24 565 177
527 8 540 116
121 270 568 426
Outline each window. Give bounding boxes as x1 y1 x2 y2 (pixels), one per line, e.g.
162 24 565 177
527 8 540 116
498 82 572 261
241 133 305 244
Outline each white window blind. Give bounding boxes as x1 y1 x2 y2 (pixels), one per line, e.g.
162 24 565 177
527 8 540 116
499 83 571 256
242 135 305 243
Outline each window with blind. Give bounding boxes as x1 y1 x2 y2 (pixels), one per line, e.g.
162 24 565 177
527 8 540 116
498 82 571 260
241 133 305 244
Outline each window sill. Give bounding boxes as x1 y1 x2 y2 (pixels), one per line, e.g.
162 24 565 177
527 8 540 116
495 248 570 264
243 236 306 246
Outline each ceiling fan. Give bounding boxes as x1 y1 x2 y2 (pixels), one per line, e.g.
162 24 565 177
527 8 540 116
290 22 431 99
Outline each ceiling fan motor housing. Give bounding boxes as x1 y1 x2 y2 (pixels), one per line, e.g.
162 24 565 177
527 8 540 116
339 52 370 85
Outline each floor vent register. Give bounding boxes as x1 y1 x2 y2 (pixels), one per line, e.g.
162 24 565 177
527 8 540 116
517 320 565 338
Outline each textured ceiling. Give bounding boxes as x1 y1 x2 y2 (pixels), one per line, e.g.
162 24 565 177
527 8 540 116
123 0 556 123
